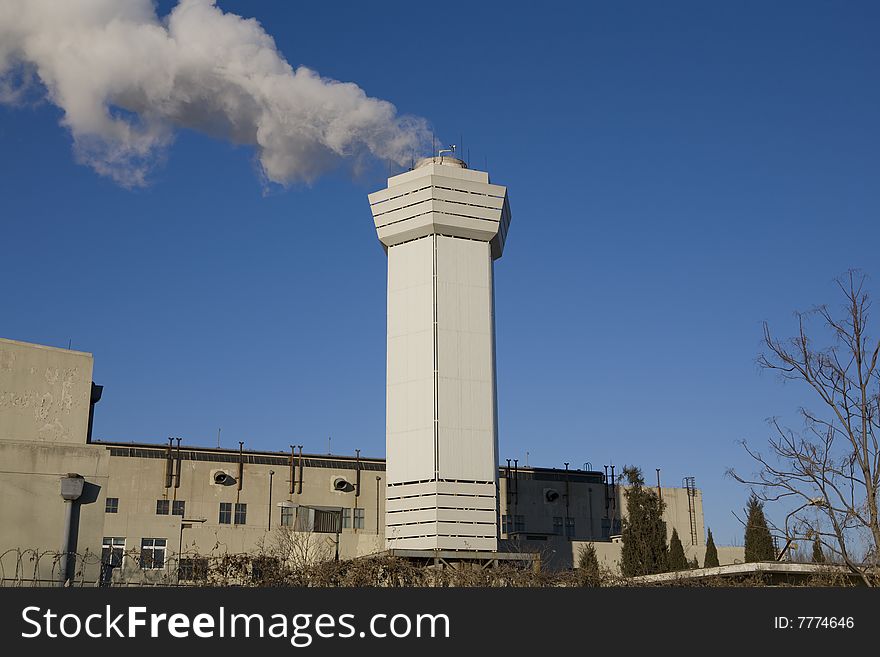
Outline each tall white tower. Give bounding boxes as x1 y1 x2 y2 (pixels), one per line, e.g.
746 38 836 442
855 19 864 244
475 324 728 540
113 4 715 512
369 155 511 551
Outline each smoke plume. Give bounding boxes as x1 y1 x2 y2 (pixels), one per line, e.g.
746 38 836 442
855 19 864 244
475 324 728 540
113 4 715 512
0 0 430 187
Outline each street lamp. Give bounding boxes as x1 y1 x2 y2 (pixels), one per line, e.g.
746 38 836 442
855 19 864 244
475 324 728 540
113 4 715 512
59 473 85 586
268 470 275 530
376 476 382 535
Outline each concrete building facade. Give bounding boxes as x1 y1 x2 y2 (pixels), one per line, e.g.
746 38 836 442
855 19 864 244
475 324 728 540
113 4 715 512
0 338 742 585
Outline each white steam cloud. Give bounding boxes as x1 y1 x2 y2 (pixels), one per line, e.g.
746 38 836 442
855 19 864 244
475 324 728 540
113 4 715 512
0 0 430 187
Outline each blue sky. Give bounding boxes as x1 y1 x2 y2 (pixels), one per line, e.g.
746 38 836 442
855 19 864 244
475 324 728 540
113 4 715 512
2 1 879 547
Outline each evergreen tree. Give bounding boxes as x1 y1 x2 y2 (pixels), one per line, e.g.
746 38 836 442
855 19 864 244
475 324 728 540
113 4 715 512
743 494 776 562
668 528 687 571
577 543 601 586
811 536 826 564
703 527 720 568
620 466 668 577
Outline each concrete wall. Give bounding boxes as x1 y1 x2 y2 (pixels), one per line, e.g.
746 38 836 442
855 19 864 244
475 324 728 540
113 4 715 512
570 540 745 575
498 475 705 550
101 446 386 563
385 236 435 486
93 446 388 584
0 338 94 444
0 339 106 584
499 470 607 542
658 485 706 548
0 440 109 584
615 485 706 548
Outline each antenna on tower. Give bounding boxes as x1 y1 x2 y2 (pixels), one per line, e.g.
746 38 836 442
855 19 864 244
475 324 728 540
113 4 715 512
437 144 456 163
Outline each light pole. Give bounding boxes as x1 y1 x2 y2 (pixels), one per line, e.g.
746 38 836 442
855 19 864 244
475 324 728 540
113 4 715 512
268 470 275 530
59 473 84 586
375 476 382 535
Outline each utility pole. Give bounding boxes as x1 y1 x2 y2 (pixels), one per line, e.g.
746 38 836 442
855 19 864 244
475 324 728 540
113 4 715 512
375 476 382 535
268 470 275 530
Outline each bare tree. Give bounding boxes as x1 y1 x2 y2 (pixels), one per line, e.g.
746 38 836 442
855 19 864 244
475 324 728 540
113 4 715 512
729 271 880 586
269 526 333 571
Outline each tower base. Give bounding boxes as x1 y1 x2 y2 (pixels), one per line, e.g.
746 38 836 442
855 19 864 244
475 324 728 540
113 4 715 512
386 548 540 571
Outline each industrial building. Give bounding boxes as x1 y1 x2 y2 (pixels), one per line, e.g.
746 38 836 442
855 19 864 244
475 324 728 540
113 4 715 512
0 336 741 585
1 156 743 586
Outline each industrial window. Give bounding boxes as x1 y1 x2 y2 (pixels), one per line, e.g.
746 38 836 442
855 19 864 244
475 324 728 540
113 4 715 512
172 500 185 516
178 558 208 581
105 498 119 514
502 515 524 534
140 538 167 569
565 517 575 537
156 499 170 515
353 508 365 529
552 517 563 535
219 502 232 524
341 508 351 529
101 537 125 567
601 518 621 539
280 506 294 527
234 503 247 525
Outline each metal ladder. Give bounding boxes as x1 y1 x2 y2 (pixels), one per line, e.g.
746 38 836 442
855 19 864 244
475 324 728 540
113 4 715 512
683 476 698 545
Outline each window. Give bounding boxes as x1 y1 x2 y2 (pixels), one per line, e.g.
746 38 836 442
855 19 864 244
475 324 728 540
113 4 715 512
140 538 166 569
341 508 351 529
294 506 315 532
565 517 575 538
601 518 621 539
178 558 208 582
280 506 294 527
172 500 185 516
156 499 169 515
101 537 125 567
552 517 563 535
502 515 524 534
105 497 119 514
234 503 247 525
219 502 232 524
353 507 365 529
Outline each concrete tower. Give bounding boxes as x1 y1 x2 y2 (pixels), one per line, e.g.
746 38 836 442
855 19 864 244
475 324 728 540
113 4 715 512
369 155 511 551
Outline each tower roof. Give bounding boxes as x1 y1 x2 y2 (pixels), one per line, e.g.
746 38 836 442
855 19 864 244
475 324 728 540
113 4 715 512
368 159 511 259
